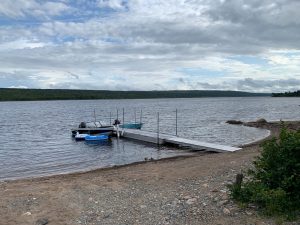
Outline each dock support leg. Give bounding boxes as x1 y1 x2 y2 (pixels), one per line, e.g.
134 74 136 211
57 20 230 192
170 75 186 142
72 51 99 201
175 108 178 136
157 112 160 146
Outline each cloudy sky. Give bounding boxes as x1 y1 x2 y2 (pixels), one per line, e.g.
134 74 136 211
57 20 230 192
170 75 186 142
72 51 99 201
0 0 300 92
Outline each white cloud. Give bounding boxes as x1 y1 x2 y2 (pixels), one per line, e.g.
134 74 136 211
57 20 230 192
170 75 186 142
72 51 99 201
0 0 300 92
0 39 47 50
8 85 28 89
98 0 125 10
0 0 70 19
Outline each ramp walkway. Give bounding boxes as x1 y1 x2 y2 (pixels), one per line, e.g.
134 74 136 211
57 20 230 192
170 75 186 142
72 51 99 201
119 129 241 153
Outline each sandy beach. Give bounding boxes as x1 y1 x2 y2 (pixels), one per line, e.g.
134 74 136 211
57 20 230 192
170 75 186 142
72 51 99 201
1 121 299 225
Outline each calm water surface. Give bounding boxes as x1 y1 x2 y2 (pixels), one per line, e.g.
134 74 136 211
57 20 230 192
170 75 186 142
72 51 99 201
0 97 299 180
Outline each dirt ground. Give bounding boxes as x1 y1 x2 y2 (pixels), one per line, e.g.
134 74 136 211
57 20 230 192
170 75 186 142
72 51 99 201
0 121 299 225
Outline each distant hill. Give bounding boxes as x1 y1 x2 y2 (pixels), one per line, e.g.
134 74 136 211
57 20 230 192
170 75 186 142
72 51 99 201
0 88 270 101
272 90 300 97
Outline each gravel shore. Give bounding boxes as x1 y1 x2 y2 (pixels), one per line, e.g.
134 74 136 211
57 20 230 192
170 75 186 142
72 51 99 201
1 121 299 225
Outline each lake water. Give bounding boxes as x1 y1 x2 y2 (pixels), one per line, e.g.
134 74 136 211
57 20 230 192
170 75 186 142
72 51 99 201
0 97 299 180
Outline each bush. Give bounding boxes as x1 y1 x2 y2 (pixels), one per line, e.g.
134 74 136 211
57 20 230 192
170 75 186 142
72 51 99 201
230 126 300 219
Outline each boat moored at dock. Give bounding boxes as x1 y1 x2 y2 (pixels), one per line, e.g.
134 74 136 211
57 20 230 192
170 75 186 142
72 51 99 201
71 121 114 137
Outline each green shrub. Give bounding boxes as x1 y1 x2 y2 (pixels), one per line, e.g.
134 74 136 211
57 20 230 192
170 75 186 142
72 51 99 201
230 126 300 219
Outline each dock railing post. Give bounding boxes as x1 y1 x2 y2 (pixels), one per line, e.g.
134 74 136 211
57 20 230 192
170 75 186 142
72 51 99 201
117 109 119 120
122 108 125 127
134 108 136 124
140 109 142 124
157 112 160 146
175 108 178 136
117 124 120 138
110 112 112 125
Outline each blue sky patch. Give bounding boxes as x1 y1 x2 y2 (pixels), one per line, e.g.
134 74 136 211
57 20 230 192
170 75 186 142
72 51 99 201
229 55 269 66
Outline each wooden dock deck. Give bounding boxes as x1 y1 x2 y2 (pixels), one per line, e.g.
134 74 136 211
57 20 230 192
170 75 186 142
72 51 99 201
119 129 241 153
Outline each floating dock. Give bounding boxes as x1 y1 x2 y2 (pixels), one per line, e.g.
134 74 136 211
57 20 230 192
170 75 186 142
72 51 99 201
119 129 241 153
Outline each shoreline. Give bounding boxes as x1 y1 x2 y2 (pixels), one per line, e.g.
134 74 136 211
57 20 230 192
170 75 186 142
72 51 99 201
1 123 269 183
1 122 270 183
1 120 299 225
1 153 200 183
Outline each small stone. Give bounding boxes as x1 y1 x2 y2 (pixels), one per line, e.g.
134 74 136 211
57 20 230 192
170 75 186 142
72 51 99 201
35 218 49 225
223 208 231 215
23 212 31 216
186 198 197 205
103 214 110 219
183 195 191 200
245 210 253 215
202 183 209 187
140 205 147 209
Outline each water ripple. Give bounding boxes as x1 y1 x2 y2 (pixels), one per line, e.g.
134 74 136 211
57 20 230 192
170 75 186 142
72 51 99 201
1 97 299 180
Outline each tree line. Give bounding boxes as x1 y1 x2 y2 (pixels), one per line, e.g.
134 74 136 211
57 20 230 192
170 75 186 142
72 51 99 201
272 90 300 97
0 88 270 101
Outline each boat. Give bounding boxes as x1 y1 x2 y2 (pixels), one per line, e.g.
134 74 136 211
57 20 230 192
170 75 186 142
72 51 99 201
71 121 114 137
120 123 143 129
74 132 88 141
85 134 109 141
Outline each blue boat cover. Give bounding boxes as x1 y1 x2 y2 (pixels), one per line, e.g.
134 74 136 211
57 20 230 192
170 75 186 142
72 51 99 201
85 135 109 141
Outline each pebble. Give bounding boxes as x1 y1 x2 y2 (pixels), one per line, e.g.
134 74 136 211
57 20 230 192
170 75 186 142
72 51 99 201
183 195 191 200
140 205 147 209
223 208 231 215
245 210 253 215
35 218 49 225
4 149 287 225
186 198 197 205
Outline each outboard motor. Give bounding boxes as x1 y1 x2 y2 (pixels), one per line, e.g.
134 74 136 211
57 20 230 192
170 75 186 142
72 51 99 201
79 122 86 128
113 119 121 125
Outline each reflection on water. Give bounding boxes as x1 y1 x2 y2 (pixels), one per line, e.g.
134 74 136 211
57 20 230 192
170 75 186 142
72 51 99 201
0 97 299 180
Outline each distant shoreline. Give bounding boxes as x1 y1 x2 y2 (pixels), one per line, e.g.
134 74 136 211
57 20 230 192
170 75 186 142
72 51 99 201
0 88 270 101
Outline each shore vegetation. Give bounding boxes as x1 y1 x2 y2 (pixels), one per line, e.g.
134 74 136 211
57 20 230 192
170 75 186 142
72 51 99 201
272 90 300 97
0 88 270 101
230 125 300 220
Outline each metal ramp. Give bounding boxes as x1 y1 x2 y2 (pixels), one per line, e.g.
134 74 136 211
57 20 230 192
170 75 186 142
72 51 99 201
119 129 241 153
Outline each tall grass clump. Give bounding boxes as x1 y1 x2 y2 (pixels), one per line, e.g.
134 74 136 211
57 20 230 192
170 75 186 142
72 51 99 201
230 126 300 219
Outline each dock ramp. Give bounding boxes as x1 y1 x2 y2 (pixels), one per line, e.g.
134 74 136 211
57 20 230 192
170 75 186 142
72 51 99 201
119 129 241 153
